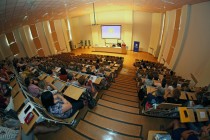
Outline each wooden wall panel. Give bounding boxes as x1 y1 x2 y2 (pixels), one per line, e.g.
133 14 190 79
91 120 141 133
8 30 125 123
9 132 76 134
6 32 15 44
52 32 58 42
10 43 19 55
30 24 38 38
54 42 61 52
34 38 42 49
37 49 45 57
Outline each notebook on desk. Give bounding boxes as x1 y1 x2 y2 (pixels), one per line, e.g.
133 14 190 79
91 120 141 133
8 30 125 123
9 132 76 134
53 81 65 92
89 75 97 83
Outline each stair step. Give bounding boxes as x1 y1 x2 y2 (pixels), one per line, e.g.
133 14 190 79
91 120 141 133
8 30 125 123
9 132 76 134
98 99 139 114
102 94 139 108
84 111 142 137
93 105 142 125
103 91 139 102
76 120 141 140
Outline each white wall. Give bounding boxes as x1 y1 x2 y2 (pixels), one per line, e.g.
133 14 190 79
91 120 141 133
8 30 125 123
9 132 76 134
158 10 176 64
0 34 13 59
71 15 92 48
54 20 68 52
133 11 152 52
42 21 57 54
13 29 27 58
36 22 51 56
174 1 210 86
148 13 163 56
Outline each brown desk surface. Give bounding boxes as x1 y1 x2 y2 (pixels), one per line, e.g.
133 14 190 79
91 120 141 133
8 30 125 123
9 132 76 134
13 91 26 112
13 84 20 92
148 130 167 140
195 109 209 122
22 110 39 134
94 77 103 85
179 107 195 123
9 79 17 87
186 92 197 101
180 92 188 100
147 86 157 94
44 76 55 83
38 73 47 80
63 85 85 100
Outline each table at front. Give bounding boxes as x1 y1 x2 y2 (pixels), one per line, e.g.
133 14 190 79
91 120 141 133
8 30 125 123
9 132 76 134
93 47 127 54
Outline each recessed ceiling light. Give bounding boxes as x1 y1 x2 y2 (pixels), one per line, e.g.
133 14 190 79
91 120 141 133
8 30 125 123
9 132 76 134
23 16 28 20
42 13 48 17
162 0 174 5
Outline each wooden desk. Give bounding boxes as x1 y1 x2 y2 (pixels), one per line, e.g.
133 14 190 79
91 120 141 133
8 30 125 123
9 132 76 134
180 92 188 100
94 77 103 85
38 73 47 80
44 76 55 84
195 109 209 122
11 83 20 98
93 47 127 54
13 91 26 112
9 79 17 87
63 85 85 100
147 86 157 94
186 92 197 101
148 130 168 140
105 71 111 77
179 107 195 123
21 110 39 134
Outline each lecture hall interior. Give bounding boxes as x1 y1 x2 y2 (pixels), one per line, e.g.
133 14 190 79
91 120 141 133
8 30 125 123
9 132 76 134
0 0 210 140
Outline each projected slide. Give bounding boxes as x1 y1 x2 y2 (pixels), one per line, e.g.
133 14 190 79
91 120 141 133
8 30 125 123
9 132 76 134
101 25 121 39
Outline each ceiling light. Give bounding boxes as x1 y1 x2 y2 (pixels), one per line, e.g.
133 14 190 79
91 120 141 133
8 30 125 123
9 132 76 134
42 13 48 17
23 16 28 20
162 0 174 5
69 7 77 11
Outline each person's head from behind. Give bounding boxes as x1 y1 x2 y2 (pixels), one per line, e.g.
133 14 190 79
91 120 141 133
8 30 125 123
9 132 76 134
147 73 153 80
38 80 47 90
60 67 67 75
47 69 53 75
86 67 91 73
156 87 164 97
173 88 181 99
172 81 178 88
25 77 32 87
41 91 54 109
78 76 86 85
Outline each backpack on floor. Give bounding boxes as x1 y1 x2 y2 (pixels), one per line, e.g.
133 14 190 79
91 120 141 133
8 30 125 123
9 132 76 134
138 85 147 100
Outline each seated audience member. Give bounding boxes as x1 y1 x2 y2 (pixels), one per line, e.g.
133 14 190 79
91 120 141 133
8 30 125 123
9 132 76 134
166 120 199 140
59 67 68 82
0 118 60 140
66 74 80 86
25 77 41 98
166 88 182 104
78 76 97 96
38 80 58 95
165 120 210 140
86 67 95 75
144 73 154 86
162 75 167 87
41 91 84 119
0 66 10 84
0 94 10 109
155 87 165 104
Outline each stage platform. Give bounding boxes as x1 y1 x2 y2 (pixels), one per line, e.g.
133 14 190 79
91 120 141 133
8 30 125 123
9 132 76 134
92 46 127 54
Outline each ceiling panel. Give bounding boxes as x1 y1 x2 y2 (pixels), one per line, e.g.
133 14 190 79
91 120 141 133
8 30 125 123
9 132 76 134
0 0 209 34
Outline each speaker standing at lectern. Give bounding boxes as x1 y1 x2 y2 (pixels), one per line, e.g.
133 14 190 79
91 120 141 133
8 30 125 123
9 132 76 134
122 40 126 48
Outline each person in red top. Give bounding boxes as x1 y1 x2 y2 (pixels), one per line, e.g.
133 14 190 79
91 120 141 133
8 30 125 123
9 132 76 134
59 67 68 82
